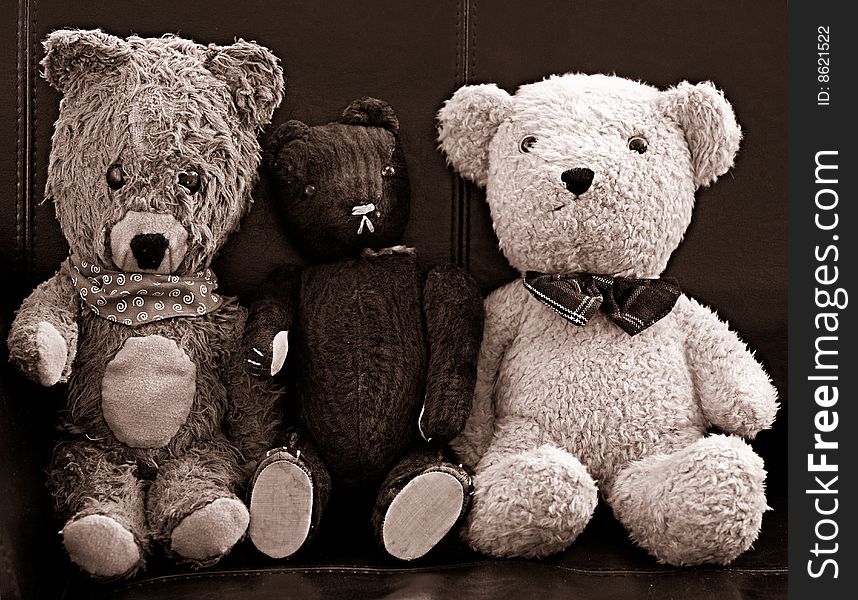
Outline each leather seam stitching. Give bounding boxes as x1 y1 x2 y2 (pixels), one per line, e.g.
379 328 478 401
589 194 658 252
450 0 460 265
464 0 475 270
15 0 26 276
108 562 789 592
458 0 469 268
30 0 38 278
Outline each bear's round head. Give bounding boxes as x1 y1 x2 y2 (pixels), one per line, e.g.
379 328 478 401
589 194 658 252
437 74 741 278
42 29 284 275
263 98 410 263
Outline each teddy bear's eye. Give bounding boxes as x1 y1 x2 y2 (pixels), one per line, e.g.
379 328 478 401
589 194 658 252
304 184 317 197
382 166 396 177
178 170 202 194
106 164 126 190
628 136 648 154
519 136 538 153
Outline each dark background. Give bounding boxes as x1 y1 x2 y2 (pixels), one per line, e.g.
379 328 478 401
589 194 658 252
1 1 787 599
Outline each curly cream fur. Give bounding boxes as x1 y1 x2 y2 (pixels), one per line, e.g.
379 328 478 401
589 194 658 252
7 272 79 383
439 73 778 564
437 84 513 187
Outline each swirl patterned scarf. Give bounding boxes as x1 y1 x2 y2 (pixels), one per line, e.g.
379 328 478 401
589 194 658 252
65 255 223 327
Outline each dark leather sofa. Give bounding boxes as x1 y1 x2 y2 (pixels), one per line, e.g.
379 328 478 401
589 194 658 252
1 1 787 598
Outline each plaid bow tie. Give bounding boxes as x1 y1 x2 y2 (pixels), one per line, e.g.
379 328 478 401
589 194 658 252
523 271 681 335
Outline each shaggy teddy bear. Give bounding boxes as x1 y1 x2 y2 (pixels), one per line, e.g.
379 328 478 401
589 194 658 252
6 29 284 579
242 98 484 561
436 73 779 565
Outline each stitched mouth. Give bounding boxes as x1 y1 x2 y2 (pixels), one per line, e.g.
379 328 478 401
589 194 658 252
352 202 378 235
552 186 589 209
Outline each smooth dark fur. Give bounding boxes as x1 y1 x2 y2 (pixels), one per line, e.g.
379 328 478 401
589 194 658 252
245 98 484 555
263 98 410 262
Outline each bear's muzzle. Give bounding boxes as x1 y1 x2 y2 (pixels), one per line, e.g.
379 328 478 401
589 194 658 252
109 211 189 274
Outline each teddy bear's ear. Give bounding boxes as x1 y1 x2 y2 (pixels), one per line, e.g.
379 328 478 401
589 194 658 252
659 81 742 188
205 40 285 129
41 29 131 93
436 84 513 187
262 120 310 169
339 97 400 134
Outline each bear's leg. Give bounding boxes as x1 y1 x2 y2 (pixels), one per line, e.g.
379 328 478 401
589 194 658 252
464 417 598 558
607 434 768 565
372 446 471 561
48 439 147 579
147 438 249 567
247 428 331 559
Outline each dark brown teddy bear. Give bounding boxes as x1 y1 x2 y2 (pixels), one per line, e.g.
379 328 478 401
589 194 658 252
242 98 484 561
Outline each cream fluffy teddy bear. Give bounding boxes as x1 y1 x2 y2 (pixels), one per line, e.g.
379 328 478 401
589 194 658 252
436 73 779 565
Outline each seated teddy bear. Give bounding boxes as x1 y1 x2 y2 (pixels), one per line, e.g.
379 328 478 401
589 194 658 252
437 73 779 565
6 30 284 579
242 98 484 561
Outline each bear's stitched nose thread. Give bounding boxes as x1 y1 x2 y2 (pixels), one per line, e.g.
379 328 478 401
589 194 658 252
130 233 168 270
561 168 595 195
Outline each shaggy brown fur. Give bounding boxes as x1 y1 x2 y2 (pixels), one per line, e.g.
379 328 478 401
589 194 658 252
7 29 284 579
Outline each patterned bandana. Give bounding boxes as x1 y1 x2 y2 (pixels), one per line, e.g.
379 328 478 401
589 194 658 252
66 256 223 327
523 271 681 336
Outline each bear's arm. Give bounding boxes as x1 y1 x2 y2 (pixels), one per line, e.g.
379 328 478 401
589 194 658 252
242 265 301 377
675 295 779 438
450 279 525 467
223 305 284 469
418 264 484 445
7 269 80 386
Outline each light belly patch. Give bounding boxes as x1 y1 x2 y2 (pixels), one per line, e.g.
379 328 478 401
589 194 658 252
102 334 196 448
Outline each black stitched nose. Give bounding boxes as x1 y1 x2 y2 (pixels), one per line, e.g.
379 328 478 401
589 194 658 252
561 168 594 195
130 233 168 269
